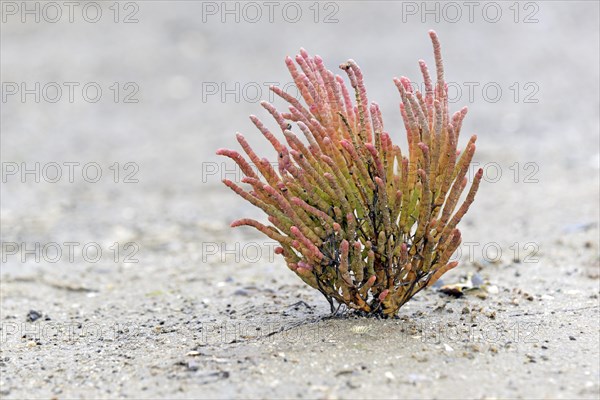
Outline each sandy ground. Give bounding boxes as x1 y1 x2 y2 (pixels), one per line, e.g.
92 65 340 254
1 1 599 399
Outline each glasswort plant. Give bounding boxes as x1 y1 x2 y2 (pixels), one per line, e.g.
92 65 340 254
217 31 483 317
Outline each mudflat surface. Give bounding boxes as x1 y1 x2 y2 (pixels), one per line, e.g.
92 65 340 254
1 2 599 399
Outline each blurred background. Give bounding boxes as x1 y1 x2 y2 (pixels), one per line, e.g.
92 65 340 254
2 1 598 256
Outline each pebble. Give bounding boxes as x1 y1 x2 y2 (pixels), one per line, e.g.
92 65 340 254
487 285 499 294
471 274 484 286
26 310 42 323
524 293 534 301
